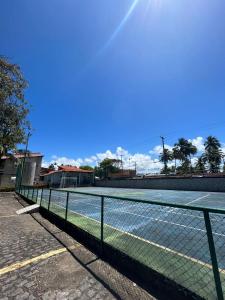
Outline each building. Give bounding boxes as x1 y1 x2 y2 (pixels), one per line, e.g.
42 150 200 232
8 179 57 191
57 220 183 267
41 165 94 188
107 169 136 179
0 152 43 188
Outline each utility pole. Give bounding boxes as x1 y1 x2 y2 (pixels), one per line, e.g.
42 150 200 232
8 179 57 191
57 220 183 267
120 155 124 173
160 136 167 172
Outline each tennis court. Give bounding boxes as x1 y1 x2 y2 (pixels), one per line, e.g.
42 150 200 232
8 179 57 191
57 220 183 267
20 186 225 299
63 186 225 208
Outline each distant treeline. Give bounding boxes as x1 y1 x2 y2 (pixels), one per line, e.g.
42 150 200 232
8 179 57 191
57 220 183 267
159 136 224 175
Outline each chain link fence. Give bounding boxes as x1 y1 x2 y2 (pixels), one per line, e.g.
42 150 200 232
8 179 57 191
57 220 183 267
16 185 225 300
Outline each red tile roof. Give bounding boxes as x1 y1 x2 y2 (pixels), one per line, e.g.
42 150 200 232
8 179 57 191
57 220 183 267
41 165 94 176
58 165 93 173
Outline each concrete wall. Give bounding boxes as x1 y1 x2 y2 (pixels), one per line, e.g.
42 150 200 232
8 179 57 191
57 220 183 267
0 159 17 187
22 162 36 185
0 155 43 188
95 177 225 192
33 157 43 182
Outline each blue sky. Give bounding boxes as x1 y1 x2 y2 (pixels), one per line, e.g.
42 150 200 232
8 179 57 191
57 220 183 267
1 0 225 172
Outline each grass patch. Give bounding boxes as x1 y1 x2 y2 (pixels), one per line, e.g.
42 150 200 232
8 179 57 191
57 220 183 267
49 202 66 219
37 201 225 299
67 210 101 239
40 198 49 209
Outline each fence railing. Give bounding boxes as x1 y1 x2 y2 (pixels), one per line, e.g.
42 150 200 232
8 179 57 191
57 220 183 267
16 185 225 300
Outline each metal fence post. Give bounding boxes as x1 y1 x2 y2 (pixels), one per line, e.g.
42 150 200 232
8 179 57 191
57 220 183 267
40 188 44 207
204 211 224 300
35 189 38 203
65 191 69 221
48 189 52 211
101 196 104 254
32 188 35 202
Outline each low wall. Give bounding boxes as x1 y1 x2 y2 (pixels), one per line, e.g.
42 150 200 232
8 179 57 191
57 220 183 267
95 177 225 192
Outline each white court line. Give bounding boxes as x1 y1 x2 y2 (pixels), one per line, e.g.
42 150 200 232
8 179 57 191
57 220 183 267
50 200 225 238
186 194 210 206
47 193 225 225
51 202 225 274
66 194 207 220
51 195 222 225
117 210 225 237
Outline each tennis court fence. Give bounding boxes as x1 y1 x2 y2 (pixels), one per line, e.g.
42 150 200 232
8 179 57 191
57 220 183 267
16 185 225 300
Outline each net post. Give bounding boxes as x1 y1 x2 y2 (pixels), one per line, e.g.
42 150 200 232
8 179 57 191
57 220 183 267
101 196 104 254
204 211 224 300
48 189 52 211
65 191 69 221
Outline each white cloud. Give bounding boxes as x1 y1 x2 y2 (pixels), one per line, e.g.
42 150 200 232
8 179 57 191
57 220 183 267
191 156 198 166
189 137 205 152
42 136 225 174
127 153 163 173
149 137 205 156
149 144 173 155
221 143 225 156
42 156 84 168
96 150 116 161
43 147 163 174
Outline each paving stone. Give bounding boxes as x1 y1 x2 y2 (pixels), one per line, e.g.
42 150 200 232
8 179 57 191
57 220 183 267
0 193 155 300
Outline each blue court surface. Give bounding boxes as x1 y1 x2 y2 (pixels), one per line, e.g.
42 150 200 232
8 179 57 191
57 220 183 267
27 186 225 298
50 187 225 265
63 186 225 209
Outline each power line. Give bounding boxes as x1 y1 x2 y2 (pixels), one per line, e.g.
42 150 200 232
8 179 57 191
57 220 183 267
116 121 225 151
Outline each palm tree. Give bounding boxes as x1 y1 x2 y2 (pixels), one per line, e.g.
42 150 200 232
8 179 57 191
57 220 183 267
204 136 221 151
204 136 222 173
194 156 206 174
159 148 173 174
172 146 182 173
174 138 197 174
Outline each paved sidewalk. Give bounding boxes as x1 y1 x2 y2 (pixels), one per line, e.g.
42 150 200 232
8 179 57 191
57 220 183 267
0 193 156 300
